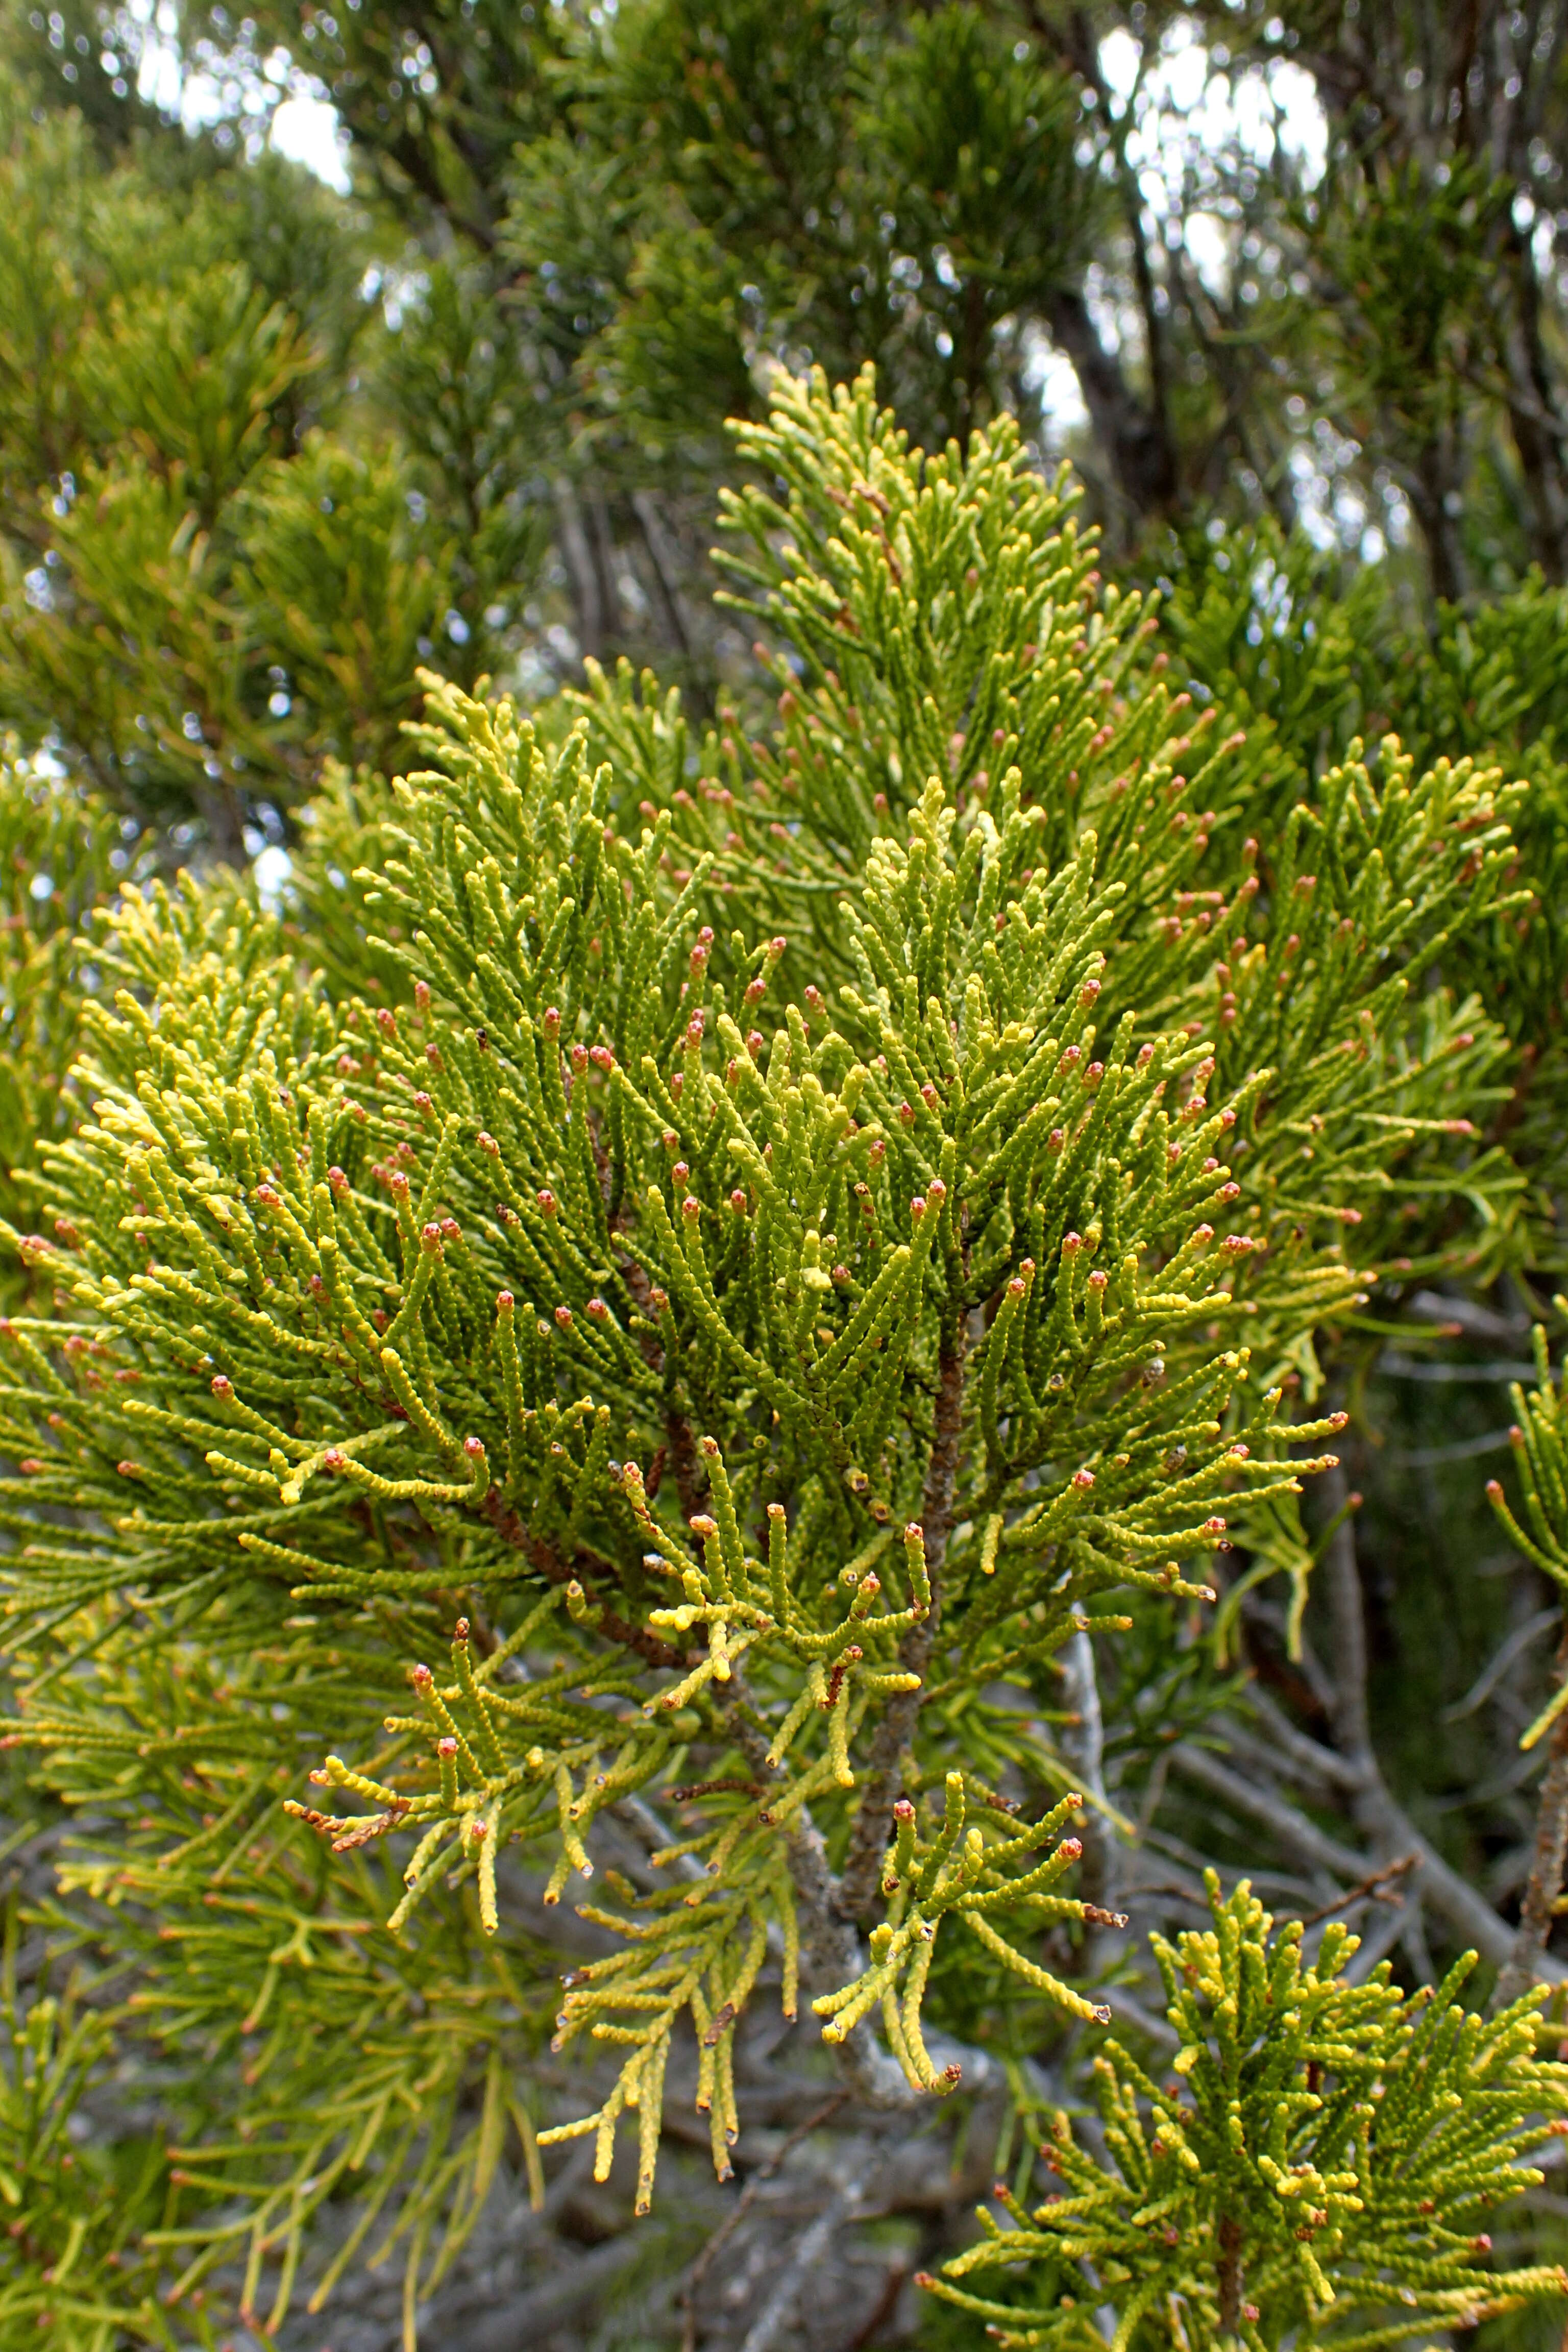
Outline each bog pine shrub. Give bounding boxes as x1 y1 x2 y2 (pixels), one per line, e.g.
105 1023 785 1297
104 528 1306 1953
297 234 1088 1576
0 368 1562 2344
923 1878 1568 2348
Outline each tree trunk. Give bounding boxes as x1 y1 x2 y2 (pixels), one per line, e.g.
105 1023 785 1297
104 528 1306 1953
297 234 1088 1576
1406 426 1469 607
1501 228 1568 582
1048 286 1179 528
554 478 605 665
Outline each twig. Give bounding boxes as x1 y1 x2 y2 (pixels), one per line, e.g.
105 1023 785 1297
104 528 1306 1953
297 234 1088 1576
1403 1289 1530 1344
1313 1461 1537 1976
782 1812 951 2105
1059 1626 1118 1918
1299 1853 1419 1927
461 2233 641 2351
1170 1744 1371 1882
704 1681 995 2102
630 488 700 667
1320 1464 1373 1767
837 1329 966 1921
479 1486 688 1669
737 2188 854 2352
611 1793 707 1885
678 2093 850 2352
1494 1628 1568 2012
839 2261 908 2352
1392 1428 1517 1467
1342 1897 1416 1985
1211 1707 1361 1798
1444 1608 1560 1723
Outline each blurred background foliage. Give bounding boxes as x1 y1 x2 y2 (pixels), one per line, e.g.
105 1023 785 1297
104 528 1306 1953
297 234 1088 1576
6 0 1568 845
6 2 1568 2347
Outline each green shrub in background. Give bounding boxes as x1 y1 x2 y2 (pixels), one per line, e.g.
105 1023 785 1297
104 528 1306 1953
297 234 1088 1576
0 90 547 862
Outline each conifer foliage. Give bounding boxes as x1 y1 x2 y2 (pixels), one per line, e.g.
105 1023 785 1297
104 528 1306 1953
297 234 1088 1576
0 369 1563 2342
923 1879 1568 2350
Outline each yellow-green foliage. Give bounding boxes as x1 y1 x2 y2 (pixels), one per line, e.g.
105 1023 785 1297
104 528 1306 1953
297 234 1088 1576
923 1877 1568 2350
0 369 1546 2336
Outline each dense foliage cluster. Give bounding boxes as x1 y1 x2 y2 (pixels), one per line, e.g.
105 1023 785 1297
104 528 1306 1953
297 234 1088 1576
5 7 1568 2349
0 365 1561 2346
926 1881 1568 2351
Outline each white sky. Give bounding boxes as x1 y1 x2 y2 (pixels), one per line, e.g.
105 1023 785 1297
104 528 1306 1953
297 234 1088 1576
267 87 351 189
128 0 351 187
